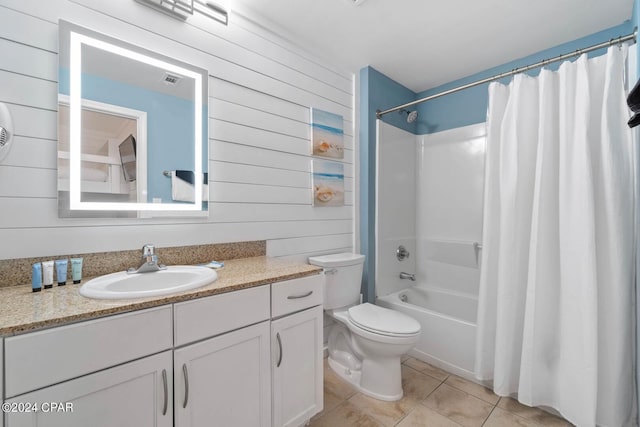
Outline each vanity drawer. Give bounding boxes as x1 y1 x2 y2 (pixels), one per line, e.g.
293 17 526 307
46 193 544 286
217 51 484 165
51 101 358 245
271 274 323 318
4 305 172 398
173 284 270 347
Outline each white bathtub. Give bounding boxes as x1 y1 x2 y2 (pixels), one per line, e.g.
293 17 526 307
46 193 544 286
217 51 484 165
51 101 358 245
377 285 478 380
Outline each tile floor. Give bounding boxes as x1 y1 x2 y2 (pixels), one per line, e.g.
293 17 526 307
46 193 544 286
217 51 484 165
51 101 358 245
309 357 573 427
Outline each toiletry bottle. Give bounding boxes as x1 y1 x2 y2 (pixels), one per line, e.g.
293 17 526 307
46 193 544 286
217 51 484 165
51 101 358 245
71 258 83 284
32 262 42 293
42 261 54 289
55 259 68 286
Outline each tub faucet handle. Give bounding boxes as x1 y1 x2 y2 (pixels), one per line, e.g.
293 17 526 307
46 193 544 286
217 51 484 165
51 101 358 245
396 245 410 261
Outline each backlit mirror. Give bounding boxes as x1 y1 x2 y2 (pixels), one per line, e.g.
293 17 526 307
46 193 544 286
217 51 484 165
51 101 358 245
58 21 208 217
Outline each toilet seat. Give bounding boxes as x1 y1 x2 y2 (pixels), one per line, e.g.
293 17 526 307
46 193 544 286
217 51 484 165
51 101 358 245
347 303 421 337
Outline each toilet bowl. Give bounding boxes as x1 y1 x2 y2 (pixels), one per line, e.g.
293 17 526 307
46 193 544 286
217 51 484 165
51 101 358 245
326 303 420 400
308 253 421 401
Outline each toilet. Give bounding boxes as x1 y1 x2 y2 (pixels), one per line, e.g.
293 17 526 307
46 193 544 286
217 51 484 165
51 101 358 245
308 253 421 401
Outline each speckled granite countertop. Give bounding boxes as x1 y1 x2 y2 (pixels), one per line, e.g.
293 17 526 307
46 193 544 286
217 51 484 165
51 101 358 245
0 256 321 336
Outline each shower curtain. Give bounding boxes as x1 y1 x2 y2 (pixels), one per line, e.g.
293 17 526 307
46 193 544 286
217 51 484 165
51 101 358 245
475 46 635 426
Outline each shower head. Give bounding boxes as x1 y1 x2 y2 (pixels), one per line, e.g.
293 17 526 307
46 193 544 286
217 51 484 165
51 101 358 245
400 109 418 123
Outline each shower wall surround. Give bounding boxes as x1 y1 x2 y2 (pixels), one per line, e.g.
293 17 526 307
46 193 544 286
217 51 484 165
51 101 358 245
375 122 485 298
416 124 485 295
0 0 354 261
375 121 416 297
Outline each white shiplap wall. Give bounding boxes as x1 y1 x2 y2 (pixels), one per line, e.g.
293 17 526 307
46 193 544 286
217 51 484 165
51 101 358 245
0 0 355 261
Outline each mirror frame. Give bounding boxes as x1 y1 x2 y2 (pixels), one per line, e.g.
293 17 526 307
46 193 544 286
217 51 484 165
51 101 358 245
59 20 208 213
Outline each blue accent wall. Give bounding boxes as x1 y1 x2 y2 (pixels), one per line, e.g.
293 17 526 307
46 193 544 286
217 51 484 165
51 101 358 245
415 22 634 134
359 67 416 302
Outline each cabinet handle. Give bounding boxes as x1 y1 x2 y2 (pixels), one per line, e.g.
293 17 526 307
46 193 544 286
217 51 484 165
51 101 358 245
287 291 313 299
161 369 168 416
182 363 190 409
276 332 283 368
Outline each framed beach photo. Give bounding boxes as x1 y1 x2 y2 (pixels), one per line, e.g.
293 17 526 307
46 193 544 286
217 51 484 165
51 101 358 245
311 108 344 159
312 160 344 207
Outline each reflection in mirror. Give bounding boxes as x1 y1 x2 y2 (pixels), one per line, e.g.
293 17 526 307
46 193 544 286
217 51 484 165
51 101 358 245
58 21 208 217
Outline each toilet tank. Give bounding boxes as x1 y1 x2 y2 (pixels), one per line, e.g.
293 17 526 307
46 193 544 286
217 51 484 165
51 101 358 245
308 253 365 310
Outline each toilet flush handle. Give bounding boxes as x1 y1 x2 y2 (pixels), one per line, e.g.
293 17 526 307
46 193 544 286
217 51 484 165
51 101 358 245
325 268 338 275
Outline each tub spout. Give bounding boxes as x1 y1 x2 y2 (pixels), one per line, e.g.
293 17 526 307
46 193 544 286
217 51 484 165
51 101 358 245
399 272 415 281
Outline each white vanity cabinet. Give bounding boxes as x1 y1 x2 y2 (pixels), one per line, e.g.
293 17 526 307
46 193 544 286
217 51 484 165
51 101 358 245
271 276 324 427
4 351 173 427
1 274 323 427
3 306 174 427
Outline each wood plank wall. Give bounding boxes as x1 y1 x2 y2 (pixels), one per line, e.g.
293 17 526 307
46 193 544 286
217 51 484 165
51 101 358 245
0 0 355 262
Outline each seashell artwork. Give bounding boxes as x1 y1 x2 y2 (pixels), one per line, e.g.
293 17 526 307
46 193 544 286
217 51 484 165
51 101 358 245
312 160 344 207
311 108 344 159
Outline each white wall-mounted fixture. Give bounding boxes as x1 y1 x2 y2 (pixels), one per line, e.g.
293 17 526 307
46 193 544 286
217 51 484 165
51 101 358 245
68 29 204 212
195 1 228 25
0 103 14 163
135 0 194 20
343 0 371 5
135 0 228 25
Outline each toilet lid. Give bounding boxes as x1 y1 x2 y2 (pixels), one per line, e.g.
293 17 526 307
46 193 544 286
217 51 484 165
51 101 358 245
348 303 420 336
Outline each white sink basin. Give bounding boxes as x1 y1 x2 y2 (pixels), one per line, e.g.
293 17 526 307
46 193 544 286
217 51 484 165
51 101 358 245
79 266 218 300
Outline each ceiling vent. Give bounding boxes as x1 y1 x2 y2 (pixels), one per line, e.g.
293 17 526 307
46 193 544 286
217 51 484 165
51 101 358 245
163 72 183 85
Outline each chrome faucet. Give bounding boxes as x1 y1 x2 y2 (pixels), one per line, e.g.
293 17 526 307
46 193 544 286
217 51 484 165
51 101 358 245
128 244 167 274
399 272 416 281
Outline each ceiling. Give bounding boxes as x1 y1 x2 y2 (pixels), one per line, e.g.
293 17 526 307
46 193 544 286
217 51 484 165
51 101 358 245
230 0 634 93
82 44 196 101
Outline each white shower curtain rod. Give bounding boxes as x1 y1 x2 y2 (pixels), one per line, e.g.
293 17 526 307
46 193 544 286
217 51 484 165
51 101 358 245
376 31 637 119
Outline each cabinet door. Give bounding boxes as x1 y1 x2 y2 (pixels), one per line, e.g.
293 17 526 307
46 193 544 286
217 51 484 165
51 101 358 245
174 320 271 427
272 306 323 427
5 351 173 427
